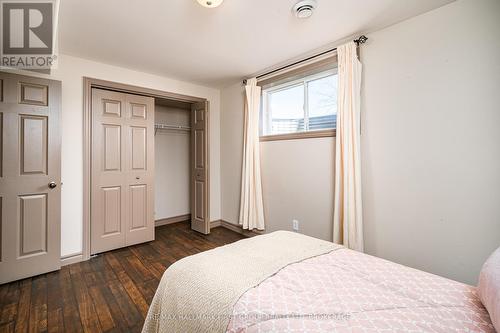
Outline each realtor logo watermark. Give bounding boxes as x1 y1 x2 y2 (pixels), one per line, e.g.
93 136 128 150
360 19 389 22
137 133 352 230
1 0 58 69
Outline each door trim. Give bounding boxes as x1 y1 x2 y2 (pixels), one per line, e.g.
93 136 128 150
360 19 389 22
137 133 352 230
83 77 208 261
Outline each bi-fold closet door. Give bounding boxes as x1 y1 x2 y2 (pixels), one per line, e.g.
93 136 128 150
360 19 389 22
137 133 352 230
191 101 210 234
91 88 155 255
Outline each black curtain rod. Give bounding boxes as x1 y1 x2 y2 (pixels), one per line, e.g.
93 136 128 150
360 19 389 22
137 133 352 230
244 35 368 84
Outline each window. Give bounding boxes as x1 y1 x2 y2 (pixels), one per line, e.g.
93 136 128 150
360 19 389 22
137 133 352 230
261 69 337 138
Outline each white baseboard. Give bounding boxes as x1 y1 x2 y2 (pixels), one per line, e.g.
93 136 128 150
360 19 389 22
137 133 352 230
155 214 191 227
60 218 260 267
212 220 264 237
61 253 84 266
210 220 222 228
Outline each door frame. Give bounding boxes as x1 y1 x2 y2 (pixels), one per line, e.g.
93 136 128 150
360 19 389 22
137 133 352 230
82 77 209 262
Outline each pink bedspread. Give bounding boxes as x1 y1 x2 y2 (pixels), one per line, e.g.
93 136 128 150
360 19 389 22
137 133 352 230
227 248 494 333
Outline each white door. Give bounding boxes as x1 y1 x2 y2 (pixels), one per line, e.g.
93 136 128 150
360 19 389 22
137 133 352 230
91 88 154 254
0 72 61 284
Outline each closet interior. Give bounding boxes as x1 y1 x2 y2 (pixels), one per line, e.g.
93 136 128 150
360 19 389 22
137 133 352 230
154 98 192 226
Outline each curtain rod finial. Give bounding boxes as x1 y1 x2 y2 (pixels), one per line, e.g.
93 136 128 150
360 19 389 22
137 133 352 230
354 35 368 46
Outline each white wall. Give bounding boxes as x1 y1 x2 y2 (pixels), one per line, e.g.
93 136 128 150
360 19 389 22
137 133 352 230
260 138 335 239
154 106 190 220
220 0 500 284
220 84 335 240
11 54 221 257
220 84 244 224
360 0 500 284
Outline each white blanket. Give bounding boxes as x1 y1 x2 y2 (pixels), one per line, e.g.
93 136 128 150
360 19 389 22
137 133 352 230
142 231 340 333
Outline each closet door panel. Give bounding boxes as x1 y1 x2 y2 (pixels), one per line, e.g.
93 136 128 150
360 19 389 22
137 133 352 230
124 94 154 246
91 89 127 254
91 89 154 254
103 124 121 171
191 101 209 234
131 126 146 170
129 184 147 230
194 181 205 220
102 186 121 235
102 99 121 117
194 129 204 169
131 103 147 119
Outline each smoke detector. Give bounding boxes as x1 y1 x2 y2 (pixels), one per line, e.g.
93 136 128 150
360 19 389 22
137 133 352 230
292 0 317 19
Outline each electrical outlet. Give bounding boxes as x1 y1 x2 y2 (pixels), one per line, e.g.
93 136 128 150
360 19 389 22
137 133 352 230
292 219 299 232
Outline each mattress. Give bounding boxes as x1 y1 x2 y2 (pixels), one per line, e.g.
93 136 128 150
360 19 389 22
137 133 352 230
142 231 339 333
228 248 495 332
142 231 494 333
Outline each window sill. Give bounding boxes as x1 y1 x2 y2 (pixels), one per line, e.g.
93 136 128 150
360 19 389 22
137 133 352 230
259 129 336 142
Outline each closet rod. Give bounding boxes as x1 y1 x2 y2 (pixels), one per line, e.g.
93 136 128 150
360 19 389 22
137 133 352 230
154 124 191 130
154 123 191 135
243 35 368 85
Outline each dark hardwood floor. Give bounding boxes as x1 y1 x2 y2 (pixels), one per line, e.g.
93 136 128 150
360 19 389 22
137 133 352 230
0 222 245 333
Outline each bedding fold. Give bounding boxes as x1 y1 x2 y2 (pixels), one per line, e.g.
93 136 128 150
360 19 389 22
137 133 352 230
142 231 340 333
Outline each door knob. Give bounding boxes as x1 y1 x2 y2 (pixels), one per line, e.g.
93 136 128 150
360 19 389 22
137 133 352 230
48 182 57 189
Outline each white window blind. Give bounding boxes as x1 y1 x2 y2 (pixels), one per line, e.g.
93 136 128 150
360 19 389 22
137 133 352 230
261 68 338 136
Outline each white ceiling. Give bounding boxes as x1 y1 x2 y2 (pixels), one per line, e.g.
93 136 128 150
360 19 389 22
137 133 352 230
59 0 455 87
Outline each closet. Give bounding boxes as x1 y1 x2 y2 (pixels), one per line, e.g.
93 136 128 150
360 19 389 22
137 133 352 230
153 98 209 235
154 100 192 227
89 84 209 256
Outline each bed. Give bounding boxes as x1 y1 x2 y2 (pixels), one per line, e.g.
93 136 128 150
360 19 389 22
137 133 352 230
142 231 496 333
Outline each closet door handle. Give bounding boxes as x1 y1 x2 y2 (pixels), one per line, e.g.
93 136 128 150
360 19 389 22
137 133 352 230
135 176 140 180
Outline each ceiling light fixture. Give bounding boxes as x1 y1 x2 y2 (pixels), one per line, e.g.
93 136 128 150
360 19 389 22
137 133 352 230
197 0 224 8
292 0 317 19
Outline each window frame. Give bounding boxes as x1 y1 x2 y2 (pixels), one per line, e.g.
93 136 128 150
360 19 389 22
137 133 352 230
260 68 338 142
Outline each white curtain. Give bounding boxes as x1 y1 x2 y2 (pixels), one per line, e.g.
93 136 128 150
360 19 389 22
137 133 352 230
333 41 364 251
239 78 265 230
